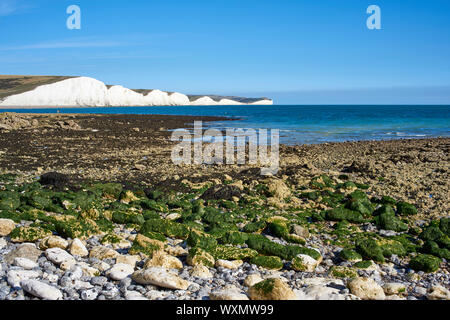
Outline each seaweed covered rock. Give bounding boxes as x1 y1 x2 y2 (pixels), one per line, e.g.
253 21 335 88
421 241 450 260
219 231 248 245
396 201 418 216
374 206 408 232
213 245 258 261
0 191 21 211
420 224 445 243
291 254 320 272
54 219 100 240
355 238 385 263
377 238 407 257
129 234 164 256
186 247 215 267
339 249 362 262
248 278 297 300
268 220 306 244
187 229 217 251
345 190 374 217
141 219 189 240
246 234 321 261
243 220 267 233
440 218 450 237
112 211 145 226
325 207 365 223
91 183 123 199
250 256 283 270
409 254 441 273
328 266 358 279
10 226 52 243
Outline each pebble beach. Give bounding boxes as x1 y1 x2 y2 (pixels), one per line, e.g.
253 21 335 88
0 112 449 301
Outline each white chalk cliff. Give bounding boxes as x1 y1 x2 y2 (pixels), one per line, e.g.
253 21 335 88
0 76 273 107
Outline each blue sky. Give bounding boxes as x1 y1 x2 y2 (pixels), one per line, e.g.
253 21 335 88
0 0 450 104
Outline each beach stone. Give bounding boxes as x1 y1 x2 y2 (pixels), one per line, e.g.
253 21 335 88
383 283 407 296
215 259 243 270
21 279 63 300
69 239 88 257
131 267 189 290
125 291 148 300
81 289 98 300
347 277 386 300
42 272 59 283
0 237 7 249
427 285 450 300
166 213 181 221
300 277 345 287
13 257 38 270
210 285 249 300
65 265 83 281
248 278 297 300
165 245 188 257
414 286 427 296
190 265 213 278
143 251 183 269
291 224 310 239
106 263 134 281
4 243 42 264
244 274 264 287
91 261 111 272
0 218 15 236
38 236 68 250
295 285 359 300
89 246 119 260
45 248 75 266
7 270 40 287
116 254 140 267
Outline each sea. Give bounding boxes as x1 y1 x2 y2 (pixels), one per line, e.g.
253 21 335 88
5 105 450 145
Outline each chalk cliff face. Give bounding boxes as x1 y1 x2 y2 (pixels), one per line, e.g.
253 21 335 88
0 76 273 107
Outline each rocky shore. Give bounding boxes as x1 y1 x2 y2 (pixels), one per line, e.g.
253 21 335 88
0 112 448 300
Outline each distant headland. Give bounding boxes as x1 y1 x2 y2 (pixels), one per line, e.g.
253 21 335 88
0 75 273 108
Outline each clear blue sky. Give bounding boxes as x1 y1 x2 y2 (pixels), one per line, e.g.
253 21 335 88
1 0 450 104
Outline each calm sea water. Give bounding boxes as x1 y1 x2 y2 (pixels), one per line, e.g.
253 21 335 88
5 105 450 145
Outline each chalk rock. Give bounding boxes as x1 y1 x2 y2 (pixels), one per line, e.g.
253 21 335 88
347 277 386 300
45 248 76 268
248 278 297 300
427 285 450 300
131 267 189 290
190 265 213 279
0 218 15 236
13 257 38 270
7 270 40 287
21 279 63 300
215 259 243 270
210 285 249 300
106 263 134 281
69 239 89 257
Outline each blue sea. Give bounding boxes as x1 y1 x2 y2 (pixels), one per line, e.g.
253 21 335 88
5 105 450 145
